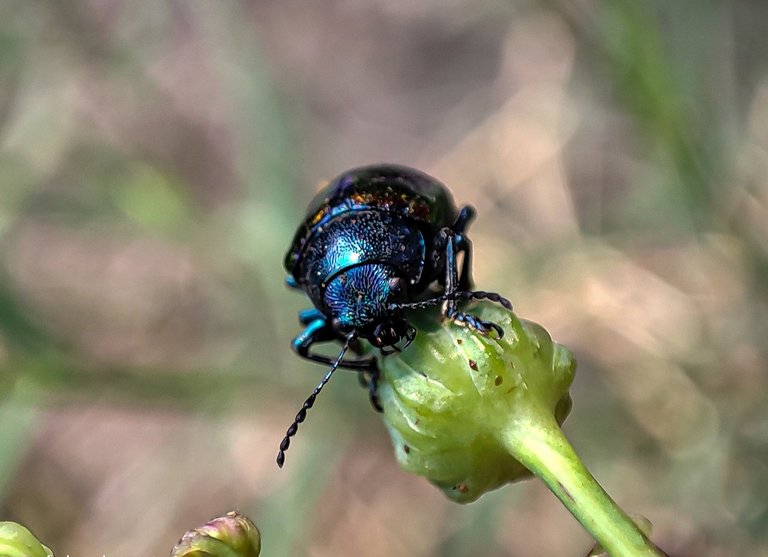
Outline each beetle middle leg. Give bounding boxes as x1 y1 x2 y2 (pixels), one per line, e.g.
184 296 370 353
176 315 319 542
437 228 504 337
448 206 476 291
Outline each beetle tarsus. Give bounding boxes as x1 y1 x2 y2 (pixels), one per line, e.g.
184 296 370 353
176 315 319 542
368 372 383 413
446 309 505 339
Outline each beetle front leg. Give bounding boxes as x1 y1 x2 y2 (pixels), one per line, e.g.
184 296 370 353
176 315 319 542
298 308 324 325
357 370 383 412
292 313 377 371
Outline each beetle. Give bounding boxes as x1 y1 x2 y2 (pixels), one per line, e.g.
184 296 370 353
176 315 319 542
277 164 511 467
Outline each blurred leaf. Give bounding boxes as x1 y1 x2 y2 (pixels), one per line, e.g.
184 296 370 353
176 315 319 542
256 439 342 557
0 384 38 498
111 163 194 235
0 272 49 353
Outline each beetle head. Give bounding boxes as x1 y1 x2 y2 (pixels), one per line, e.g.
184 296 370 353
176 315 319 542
324 263 415 350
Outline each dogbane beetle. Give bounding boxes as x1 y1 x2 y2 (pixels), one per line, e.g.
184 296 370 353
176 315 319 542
277 164 512 467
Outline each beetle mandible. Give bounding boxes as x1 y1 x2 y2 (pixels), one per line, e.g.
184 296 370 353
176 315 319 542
277 164 512 467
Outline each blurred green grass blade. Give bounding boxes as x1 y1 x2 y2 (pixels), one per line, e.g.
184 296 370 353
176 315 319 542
552 0 724 228
0 272 49 353
13 355 268 411
0 385 38 498
195 1 301 224
255 435 343 557
597 0 717 221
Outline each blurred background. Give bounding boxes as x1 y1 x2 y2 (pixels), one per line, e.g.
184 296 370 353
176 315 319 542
0 1 766 555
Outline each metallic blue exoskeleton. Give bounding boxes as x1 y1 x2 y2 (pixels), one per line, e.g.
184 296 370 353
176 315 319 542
277 164 511 467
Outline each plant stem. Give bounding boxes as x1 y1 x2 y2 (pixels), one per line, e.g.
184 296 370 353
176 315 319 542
499 409 666 557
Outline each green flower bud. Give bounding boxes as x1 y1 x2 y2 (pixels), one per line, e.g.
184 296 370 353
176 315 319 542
0 522 53 557
375 302 665 556
170 512 261 557
377 302 575 503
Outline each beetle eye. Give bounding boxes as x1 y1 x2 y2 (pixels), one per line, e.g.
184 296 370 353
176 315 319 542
331 317 352 334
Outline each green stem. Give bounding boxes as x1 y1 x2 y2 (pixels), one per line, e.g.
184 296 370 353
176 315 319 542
499 408 666 557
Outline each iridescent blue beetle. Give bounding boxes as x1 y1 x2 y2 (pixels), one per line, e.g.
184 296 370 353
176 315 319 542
277 164 511 467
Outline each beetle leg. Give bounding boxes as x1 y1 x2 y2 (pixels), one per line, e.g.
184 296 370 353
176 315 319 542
453 206 475 291
438 228 504 338
368 371 383 412
285 275 302 290
455 235 473 291
449 311 504 337
355 370 383 412
438 228 461 318
292 314 377 371
298 308 324 326
453 206 475 235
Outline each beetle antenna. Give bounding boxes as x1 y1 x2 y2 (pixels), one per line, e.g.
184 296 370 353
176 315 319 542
276 334 354 468
389 290 513 312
